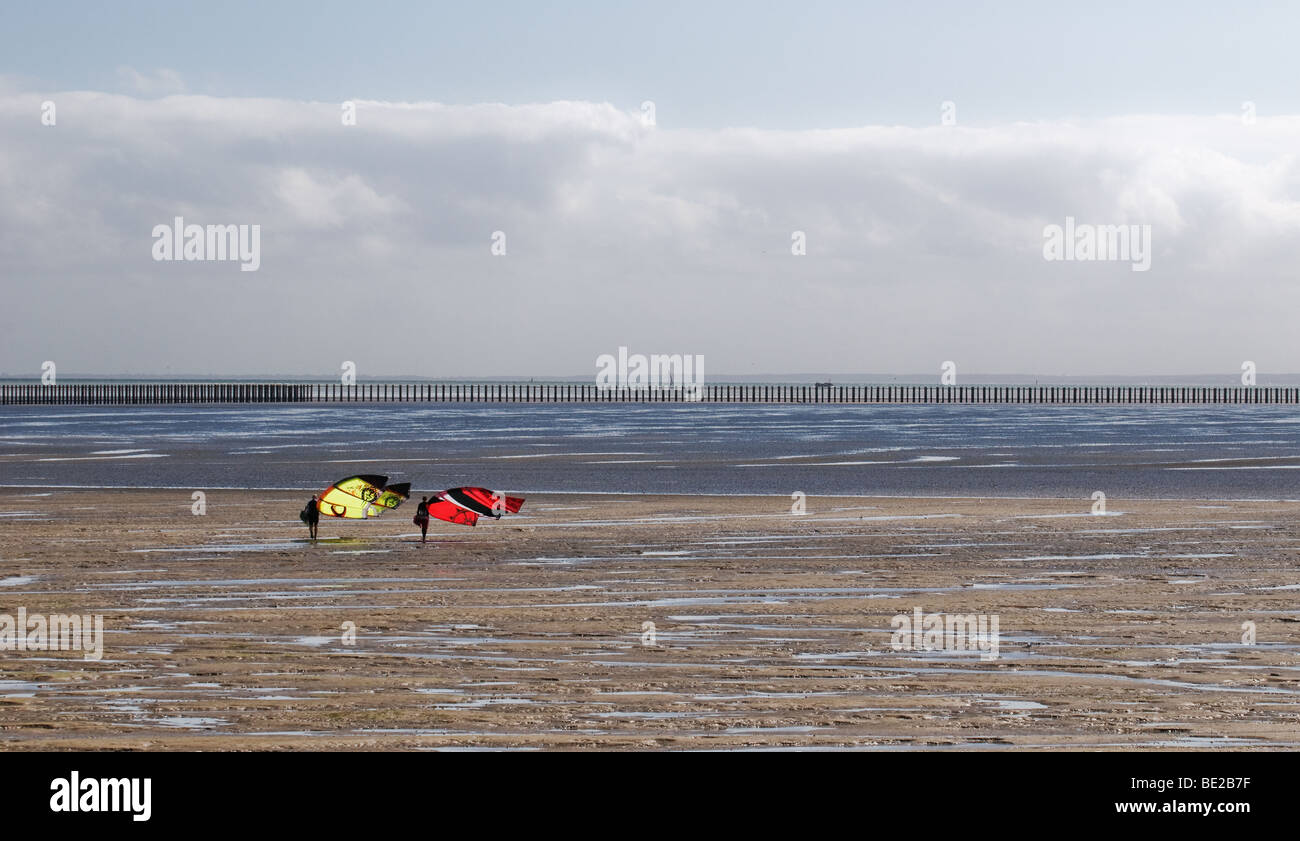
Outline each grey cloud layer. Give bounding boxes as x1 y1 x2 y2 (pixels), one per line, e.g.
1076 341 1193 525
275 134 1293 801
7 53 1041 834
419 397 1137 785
2 90 1299 377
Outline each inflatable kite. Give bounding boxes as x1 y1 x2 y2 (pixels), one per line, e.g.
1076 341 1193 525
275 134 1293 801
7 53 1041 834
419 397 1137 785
316 475 411 519
422 487 525 527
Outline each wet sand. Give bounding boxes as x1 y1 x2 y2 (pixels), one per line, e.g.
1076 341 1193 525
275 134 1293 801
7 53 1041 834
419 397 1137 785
2 489 1299 750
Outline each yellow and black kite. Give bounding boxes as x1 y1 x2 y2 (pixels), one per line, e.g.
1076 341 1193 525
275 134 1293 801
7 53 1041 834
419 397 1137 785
316 475 411 519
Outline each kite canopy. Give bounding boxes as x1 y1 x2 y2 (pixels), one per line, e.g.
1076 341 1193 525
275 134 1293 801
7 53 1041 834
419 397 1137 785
425 487 525 527
317 475 410 519
375 482 411 511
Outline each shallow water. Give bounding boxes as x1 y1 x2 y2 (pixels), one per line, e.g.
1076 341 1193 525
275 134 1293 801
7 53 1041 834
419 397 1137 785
2 403 1298 497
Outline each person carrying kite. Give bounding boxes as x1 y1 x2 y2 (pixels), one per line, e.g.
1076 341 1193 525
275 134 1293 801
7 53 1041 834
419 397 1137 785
300 495 320 541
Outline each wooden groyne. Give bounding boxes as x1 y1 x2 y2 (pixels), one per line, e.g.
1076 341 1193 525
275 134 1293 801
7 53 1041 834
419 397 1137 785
2 383 1298 405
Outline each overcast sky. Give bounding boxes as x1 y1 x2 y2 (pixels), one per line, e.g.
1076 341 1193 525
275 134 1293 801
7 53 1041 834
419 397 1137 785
3 2 1300 378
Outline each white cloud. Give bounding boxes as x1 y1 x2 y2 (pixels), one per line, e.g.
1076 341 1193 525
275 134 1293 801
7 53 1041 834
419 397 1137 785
113 66 187 97
2 86 1300 377
274 168 404 230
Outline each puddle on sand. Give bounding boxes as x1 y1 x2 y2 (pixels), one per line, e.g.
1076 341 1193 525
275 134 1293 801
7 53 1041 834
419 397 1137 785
725 725 830 734
148 716 229 729
0 576 37 587
978 698 1048 711
0 680 42 697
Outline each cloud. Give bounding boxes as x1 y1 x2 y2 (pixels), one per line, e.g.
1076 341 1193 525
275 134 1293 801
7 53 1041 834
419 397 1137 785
2 86 1299 377
113 66 187 97
274 167 406 230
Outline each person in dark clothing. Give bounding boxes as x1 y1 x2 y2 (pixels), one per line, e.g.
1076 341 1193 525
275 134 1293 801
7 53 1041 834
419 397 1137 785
301 495 320 540
415 496 430 544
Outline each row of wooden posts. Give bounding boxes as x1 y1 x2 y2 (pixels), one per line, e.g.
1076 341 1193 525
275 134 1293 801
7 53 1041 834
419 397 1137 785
2 383 1299 405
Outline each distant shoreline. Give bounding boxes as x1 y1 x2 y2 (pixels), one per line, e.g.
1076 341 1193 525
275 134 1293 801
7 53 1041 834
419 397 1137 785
6 375 1300 386
3 381 1299 406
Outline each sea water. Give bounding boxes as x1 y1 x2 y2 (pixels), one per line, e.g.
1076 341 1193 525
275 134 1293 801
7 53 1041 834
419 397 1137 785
0 403 1296 498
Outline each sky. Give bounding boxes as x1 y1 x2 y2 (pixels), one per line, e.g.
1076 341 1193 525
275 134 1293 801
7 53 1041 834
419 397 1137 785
2 1 1300 378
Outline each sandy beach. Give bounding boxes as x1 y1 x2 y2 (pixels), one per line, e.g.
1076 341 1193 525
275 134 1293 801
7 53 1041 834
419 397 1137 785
2 488 1298 750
